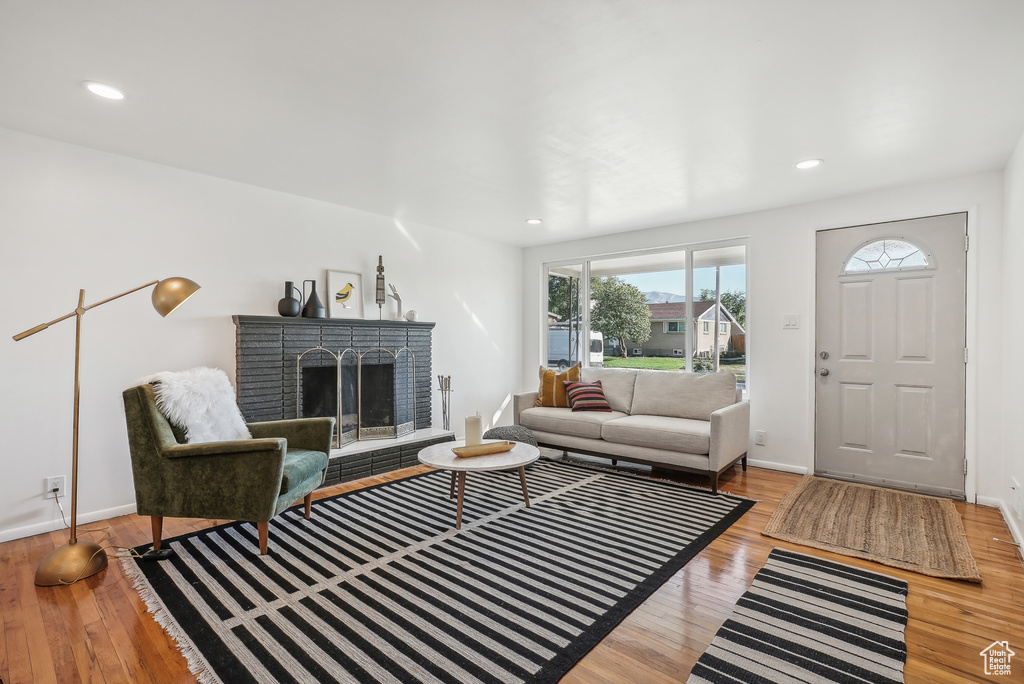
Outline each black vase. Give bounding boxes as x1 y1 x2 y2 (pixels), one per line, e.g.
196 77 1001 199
302 280 325 318
278 281 301 317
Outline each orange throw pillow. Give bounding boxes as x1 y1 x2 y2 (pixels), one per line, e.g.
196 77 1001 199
536 364 581 407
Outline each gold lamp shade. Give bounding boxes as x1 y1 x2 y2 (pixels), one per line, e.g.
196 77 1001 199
152 277 201 317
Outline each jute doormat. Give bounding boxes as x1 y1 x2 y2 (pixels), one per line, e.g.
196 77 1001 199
762 475 981 582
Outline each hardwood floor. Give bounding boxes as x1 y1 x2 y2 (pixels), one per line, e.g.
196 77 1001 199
1 463 1021 683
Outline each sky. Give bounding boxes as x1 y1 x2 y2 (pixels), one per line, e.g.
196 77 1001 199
619 265 746 297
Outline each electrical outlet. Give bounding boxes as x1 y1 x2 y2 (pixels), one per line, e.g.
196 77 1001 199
44 475 66 499
754 430 767 446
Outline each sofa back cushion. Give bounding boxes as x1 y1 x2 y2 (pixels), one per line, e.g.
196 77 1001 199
580 367 637 414
629 371 737 421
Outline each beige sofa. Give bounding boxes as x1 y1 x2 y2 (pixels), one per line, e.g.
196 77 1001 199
514 367 750 493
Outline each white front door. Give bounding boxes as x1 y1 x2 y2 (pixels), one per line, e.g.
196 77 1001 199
814 213 967 498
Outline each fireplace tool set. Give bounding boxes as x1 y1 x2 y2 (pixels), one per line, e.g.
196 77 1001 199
437 375 452 431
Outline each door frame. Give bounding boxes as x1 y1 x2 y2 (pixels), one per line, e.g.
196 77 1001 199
810 206 978 503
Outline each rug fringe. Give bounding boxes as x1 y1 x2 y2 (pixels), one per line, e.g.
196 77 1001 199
120 556 222 683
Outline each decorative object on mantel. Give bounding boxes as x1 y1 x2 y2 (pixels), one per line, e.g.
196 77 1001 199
405 309 418 322
326 270 364 319
12 275 200 586
465 412 483 445
301 279 325 318
437 374 452 430
388 283 403 320
375 255 386 319
277 280 302 317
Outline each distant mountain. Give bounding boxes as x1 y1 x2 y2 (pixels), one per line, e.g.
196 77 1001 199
644 290 686 304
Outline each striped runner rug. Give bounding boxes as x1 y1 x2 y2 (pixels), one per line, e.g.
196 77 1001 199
123 460 753 684
688 548 909 684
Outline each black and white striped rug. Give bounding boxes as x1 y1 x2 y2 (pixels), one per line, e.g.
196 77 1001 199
688 548 909 684
124 460 753 684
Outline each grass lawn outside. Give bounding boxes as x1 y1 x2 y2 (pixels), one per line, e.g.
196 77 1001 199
604 356 746 383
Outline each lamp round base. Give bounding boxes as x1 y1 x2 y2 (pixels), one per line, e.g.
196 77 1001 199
34 540 108 586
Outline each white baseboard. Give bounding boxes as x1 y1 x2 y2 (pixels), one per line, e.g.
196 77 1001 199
747 459 809 475
977 496 1024 551
0 503 137 544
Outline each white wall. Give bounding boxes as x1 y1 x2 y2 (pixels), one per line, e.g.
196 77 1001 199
522 172 1006 503
1000 130 1024 544
0 128 523 542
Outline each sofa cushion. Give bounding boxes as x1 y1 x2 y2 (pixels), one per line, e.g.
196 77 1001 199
519 406 627 440
601 414 711 454
580 367 637 414
280 448 328 495
629 371 736 421
564 381 612 412
536 364 581 408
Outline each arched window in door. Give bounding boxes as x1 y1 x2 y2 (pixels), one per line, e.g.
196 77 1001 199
843 239 929 273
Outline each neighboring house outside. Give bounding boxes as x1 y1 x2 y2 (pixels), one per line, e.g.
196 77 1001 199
547 311 561 324
623 302 745 357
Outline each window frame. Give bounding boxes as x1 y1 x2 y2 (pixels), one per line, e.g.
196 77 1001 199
542 238 747 384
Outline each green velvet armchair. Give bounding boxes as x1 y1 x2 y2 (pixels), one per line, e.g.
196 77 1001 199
122 383 334 555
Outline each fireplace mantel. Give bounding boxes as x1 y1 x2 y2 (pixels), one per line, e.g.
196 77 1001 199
233 314 437 330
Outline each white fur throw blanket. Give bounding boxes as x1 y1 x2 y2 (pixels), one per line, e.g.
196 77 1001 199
138 367 252 443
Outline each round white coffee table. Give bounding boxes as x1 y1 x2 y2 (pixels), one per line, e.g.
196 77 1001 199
418 439 540 529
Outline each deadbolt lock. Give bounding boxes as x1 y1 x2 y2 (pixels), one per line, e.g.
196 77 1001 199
819 351 829 360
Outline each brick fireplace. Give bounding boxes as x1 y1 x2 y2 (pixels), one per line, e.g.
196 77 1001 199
233 315 452 485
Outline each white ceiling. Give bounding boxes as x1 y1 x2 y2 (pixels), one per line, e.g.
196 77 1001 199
2 1 1023 247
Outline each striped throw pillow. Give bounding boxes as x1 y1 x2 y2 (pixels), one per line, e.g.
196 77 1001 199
536 364 581 407
563 380 612 412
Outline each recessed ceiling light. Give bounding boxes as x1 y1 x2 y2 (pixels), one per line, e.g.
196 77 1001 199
525 218 543 225
795 158 823 170
83 81 125 100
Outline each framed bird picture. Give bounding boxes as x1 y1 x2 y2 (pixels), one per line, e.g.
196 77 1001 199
327 270 364 319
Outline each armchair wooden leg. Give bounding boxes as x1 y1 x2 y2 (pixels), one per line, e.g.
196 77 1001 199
710 472 719 495
258 521 269 555
304 492 313 519
151 516 163 551
741 454 748 471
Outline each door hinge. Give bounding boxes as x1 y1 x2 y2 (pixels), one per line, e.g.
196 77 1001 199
965 234 969 251
964 459 968 475
964 347 969 363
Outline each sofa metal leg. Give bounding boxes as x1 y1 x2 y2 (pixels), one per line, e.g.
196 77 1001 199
151 516 163 551
258 521 269 555
741 454 748 471
304 492 313 519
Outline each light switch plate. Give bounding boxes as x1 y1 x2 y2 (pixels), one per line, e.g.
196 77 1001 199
783 315 800 329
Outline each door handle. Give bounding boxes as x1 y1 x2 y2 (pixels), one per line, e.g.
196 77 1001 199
819 368 830 377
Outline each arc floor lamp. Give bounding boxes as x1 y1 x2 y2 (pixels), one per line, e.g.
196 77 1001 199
13 277 201 586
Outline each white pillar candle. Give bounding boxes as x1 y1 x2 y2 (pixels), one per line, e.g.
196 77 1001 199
465 414 482 446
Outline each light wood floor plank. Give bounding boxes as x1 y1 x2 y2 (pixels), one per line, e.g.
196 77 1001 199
0 464 1021 683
